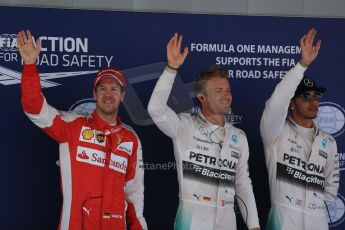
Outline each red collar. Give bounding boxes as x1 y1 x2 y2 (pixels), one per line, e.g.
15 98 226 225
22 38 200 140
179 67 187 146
91 111 122 135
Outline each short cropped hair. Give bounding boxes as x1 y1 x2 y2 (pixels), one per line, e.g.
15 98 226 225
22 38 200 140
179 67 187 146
193 65 228 108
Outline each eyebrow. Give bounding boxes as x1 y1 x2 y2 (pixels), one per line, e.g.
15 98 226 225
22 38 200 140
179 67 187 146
212 87 230 91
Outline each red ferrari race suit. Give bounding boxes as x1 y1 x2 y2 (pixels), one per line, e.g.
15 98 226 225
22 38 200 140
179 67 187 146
21 64 147 230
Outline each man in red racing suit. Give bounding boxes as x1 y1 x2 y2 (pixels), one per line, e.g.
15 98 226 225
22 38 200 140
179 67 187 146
18 29 147 230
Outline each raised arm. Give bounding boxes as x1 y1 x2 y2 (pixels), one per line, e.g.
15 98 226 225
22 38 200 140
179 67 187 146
299 28 321 68
147 33 189 139
260 28 320 144
18 30 70 143
18 29 43 114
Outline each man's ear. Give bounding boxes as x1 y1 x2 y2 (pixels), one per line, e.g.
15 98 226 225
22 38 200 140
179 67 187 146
93 90 96 100
196 93 204 103
289 100 295 110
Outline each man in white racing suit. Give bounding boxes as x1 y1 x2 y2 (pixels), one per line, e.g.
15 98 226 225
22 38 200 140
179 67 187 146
260 28 340 230
148 33 260 230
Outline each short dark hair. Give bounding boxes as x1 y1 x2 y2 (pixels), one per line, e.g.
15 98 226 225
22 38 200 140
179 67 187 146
193 65 228 107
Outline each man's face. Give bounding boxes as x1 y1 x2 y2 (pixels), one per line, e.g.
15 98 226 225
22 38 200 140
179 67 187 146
93 77 124 117
201 76 232 115
291 90 322 120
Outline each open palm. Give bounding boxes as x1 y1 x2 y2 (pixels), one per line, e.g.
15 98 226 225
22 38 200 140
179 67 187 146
299 28 321 67
17 30 41 65
167 33 189 69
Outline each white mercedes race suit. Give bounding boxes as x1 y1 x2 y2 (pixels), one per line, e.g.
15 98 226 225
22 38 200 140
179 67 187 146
260 62 340 230
148 67 260 230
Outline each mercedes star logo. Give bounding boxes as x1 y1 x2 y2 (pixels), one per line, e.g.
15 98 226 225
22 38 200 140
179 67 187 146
303 78 314 87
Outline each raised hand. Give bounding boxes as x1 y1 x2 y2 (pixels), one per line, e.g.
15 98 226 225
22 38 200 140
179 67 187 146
166 33 189 70
299 28 321 67
17 30 41 65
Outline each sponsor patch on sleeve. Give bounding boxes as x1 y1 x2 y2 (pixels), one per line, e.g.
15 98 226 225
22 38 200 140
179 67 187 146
319 150 328 159
231 151 240 159
116 142 133 155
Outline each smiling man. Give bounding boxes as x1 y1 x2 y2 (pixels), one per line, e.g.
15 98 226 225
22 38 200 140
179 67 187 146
260 28 340 230
148 33 260 230
18 29 147 230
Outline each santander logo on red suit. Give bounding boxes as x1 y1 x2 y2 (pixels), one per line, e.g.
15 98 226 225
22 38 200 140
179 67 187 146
76 146 128 174
76 127 133 173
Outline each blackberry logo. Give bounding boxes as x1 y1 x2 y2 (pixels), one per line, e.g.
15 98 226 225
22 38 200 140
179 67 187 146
194 166 202 173
328 193 345 227
0 34 18 51
316 102 345 138
286 166 294 175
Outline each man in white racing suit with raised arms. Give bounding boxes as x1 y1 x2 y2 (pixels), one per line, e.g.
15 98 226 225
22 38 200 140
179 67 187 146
260 28 339 230
148 33 260 230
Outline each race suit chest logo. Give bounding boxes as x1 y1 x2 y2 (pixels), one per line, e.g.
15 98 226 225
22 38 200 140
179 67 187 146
307 192 327 211
96 133 105 143
109 154 128 174
76 146 106 167
276 153 325 190
76 146 127 173
284 194 304 207
319 150 328 160
82 129 94 140
287 138 302 154
231 135 238 144
79 126 106 146
321 138 328 148
229 135 241 152
189 151 237 170
182 150 237 186
116 142 133 156
116 134 121 144
231 151 240 159
282 153 325 174
193 136 213 145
